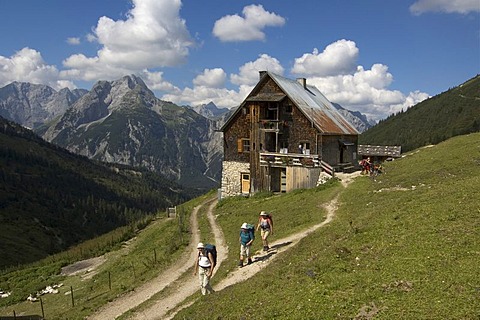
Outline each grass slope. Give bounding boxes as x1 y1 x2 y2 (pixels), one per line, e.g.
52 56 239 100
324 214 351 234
1 133 478 319
176 132 480 319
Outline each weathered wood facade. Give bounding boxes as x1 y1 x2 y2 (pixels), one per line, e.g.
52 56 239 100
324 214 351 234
358 145 402 163
220 71 359 198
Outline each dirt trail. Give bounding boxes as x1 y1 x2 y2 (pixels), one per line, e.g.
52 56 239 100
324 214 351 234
89 171 360 319
128 199 227 320
88 198 216 320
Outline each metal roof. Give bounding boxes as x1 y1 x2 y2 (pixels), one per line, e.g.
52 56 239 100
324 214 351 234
266 72 358 135
221 71 359 135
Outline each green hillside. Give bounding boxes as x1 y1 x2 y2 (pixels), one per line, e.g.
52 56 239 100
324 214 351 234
0 116 194 269
0 132 478 319
178 132 480 319
359 75 480 152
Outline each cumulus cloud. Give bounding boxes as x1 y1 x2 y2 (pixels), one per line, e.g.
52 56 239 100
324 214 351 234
410 0 480 15
0 48 75 90
193 68 226 88
291 39 359 77
140 70 179 92
161 67 244 108
213 4 285 42
161 82 245 108
230 54 284 86
161 54 285 108
306 64 429 121
62 0 194 81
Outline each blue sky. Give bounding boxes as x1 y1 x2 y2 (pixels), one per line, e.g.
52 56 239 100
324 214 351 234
0 0 478 121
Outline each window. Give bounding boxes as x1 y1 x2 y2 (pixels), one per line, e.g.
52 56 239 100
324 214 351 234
237 138 250 153
285 104 293 113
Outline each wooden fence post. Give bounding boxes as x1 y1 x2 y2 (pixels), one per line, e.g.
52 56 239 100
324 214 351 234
40 297 45 318
108 271 112 290
70 286 75 307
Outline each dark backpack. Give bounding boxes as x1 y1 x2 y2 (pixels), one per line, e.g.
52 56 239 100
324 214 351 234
204 243 217 265
246 223 255 238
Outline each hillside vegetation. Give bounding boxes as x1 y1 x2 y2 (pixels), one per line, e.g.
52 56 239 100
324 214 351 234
0 132 478 319
177 132 480 319
0 116 195 269
359 75 480 152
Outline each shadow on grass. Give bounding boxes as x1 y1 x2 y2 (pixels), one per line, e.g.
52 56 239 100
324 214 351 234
253 241 292 263
270 241 292 250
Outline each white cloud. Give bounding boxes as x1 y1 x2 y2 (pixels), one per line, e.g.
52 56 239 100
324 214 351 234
306 64 429 121
230 54 284 86
66 37 81 45
0 47 73 90
213 4 285 42
140 70 179 92
410 0 480 15
193 68 226 88
161 54 285 108
291 39 359 77
161 83 245 108
62 0 194 81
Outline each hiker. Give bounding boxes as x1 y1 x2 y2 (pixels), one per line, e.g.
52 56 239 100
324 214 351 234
362 157 372 175
257 211 273 251
193 242 214 295
238 222 254 267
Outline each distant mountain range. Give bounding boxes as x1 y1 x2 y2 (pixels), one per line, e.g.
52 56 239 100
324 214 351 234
0 75 374 191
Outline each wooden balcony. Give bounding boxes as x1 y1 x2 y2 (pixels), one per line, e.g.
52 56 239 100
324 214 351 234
259 152 320 168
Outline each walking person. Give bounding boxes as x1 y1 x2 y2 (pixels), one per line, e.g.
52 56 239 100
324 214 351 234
238 222 254 267
257 211 273 251
193 242 215 295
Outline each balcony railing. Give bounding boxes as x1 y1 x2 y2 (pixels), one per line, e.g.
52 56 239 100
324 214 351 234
259 152 320 168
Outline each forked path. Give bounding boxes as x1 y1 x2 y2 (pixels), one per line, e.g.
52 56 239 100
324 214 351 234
163 194 340 320
88 198 222 320
91 172 359 319
128 199 227 320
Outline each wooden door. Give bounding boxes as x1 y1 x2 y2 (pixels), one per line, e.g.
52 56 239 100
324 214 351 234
241 173 250 194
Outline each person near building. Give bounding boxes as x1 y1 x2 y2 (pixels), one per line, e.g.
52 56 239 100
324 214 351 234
256 211 273 251
238 222 254 267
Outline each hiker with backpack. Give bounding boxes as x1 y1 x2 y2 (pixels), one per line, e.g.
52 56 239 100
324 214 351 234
238 222 255 267
256 211 273 251
193 242 215 295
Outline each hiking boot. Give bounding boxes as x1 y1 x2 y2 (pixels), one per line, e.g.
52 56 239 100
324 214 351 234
247 258 253 265
238 260 243 267
263 246 268 252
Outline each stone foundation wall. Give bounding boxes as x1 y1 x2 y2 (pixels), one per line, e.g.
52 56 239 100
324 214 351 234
221 161 250 198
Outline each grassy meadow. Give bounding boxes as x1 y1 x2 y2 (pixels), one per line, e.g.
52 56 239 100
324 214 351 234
0 132 479 319
175 132 480 319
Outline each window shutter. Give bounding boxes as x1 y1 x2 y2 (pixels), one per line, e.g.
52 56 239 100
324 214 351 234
237 139 243 153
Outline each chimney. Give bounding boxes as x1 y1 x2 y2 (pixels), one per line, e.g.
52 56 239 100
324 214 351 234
259 71 267 79
296 78 307 88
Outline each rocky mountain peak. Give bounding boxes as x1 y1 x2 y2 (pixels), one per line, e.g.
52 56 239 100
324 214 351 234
191 101 230 120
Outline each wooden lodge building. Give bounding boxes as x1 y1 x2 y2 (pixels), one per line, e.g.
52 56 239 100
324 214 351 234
220 71 359 198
